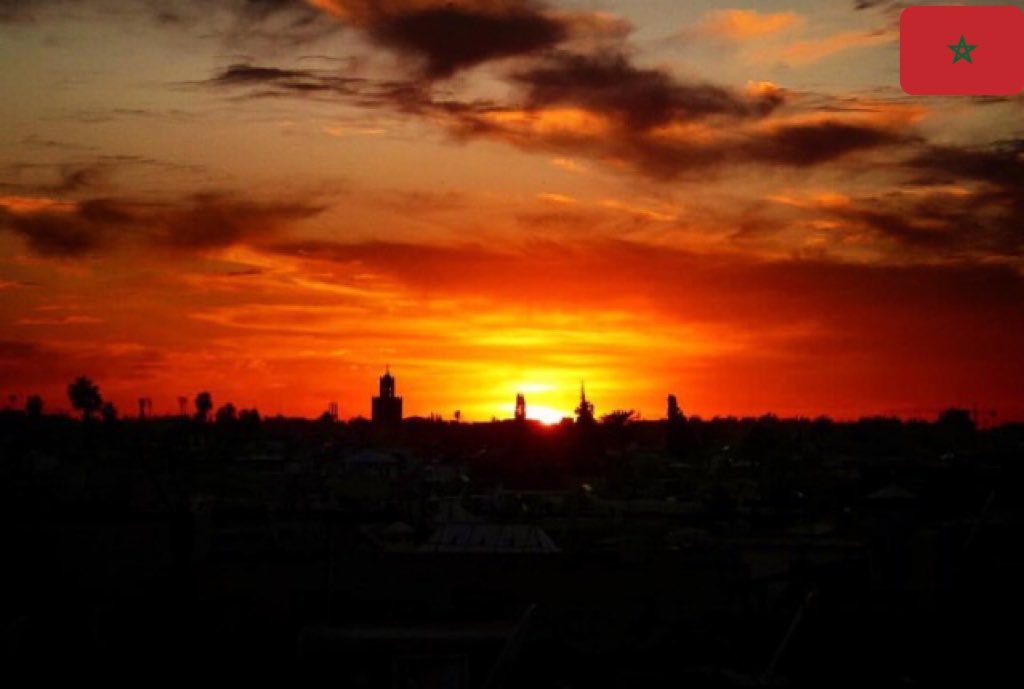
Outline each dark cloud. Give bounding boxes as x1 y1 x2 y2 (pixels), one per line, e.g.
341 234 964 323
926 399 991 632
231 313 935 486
51 164 107 193
0 162 103 195
0 339 48 363
515 51 782 130
750 138 1024 260
206 62 366 97
853 1 902 11
0 199 131 257
305 1 575 78
0 193 324 257
154 193 323 250
747 120 910 166
0 1 342 46
20 135 97 152
3 0 570 69
907 139 1024 188
632 119 908 176
1 157 199 196
845 193 1022 258
203 49 906 180
444 103 909 178
864 138 1024 257
425 54 905 177
369 5 567 78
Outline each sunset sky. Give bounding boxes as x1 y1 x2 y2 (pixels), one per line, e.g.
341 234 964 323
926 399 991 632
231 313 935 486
1 0 1022 422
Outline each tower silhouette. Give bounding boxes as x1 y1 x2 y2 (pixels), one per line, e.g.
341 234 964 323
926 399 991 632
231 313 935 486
575 382 594 424
371 366 403 426
515 392 526 421
667 394 683 421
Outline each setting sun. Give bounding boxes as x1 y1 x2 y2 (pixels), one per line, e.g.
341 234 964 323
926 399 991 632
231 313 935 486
527 405 570 425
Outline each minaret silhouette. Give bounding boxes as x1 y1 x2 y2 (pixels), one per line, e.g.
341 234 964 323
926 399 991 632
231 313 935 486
575 381 594 423
372 367 402 425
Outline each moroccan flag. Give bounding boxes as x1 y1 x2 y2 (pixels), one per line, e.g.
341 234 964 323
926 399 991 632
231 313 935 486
900 5 1024 96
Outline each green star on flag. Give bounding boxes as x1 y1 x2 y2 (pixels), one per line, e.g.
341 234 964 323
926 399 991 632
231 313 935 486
949 34 977 64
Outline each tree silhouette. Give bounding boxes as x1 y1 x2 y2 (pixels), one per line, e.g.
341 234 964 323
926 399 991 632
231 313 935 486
101 401 118 423
194 391 213 422
215 402 237 424
239 408 261 432
600 409 637 426
25 394 43 419
68 376 102 421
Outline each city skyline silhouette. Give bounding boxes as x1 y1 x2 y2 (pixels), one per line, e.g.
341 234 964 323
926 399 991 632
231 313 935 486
1 3 1023 683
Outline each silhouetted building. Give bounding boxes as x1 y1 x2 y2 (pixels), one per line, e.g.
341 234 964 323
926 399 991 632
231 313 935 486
515 392 526 421
667 394 683 422
575 383 594 424
371 367 403 426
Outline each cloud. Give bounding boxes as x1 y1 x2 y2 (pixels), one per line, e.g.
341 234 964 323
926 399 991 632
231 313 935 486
264 238 1024 341
833 139 1024 259
908 139 1024 189
691 9 803 40
0 198 131 257
440 101 910 179
550 157 587 173
155 194 324 250
748 119 909 166
206 62 366 97
752 138 1024 261
369 6 567 78
1 155 201 197
0 193 324 257
306 0 570 78
772 28 897 66
513 51 784 130
0 0 342 46
852 0 901 14
0 162 109 196
17 315 104 326
0 339 48 362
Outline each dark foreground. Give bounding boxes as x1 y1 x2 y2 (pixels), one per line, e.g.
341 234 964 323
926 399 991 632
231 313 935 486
3 410 1022 686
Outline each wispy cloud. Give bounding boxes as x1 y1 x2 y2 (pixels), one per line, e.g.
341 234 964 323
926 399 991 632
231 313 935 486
689 9 803 40
0 192 324 257
769 27 897 66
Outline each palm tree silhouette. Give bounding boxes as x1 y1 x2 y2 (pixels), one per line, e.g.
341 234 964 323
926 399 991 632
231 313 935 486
194 391 213 422
68 376 102 421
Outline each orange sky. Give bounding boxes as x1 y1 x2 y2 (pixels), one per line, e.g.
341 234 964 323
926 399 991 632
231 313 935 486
1 1 1022 422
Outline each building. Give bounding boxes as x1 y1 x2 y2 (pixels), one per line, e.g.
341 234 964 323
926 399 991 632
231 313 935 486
514 392 526 421
371 367 403 425
575 383 594 424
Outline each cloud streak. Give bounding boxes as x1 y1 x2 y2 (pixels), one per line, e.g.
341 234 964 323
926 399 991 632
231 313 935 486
0 193 324 257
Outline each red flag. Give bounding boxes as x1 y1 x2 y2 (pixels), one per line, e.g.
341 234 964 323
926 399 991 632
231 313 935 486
900 5 1024 96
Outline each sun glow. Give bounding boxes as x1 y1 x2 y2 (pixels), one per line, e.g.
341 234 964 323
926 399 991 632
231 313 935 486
527 405 571 425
